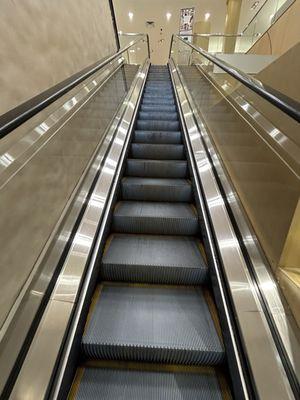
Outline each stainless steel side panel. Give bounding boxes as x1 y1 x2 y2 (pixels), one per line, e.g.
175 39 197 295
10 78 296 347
0 62 139 398
9 60 149 400
169 60 295 400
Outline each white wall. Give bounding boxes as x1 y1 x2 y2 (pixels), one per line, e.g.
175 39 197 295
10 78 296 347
238 0 289 32
0 0 117 115
113 0 227 64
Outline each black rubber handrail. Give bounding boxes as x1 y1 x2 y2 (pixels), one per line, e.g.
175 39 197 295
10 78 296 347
0 35 150 139
170 34 300 123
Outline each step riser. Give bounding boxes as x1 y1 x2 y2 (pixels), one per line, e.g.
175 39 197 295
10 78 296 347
126 160 187 178
121 182 192 202
138 112 178 121
136 120 180 131
142 99 175 106
144 94 173 99
101 264 206 285
131 144 184 160
140 105 176 113
83 344 222 365
133 131 182 144
113 216 198 235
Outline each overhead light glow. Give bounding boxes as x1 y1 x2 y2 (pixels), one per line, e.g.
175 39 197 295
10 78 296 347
204 12 210 21
128 11 133 20
251 1 260 10
166 12 172 21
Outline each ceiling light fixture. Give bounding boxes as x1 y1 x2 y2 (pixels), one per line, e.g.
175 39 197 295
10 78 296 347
204 12 210 21
128 11 133 20
251 1 260 10
166 12 172 21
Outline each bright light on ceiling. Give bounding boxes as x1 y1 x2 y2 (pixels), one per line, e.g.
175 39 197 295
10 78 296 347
166 12 172 21
204 12 210 21
128 11 133 20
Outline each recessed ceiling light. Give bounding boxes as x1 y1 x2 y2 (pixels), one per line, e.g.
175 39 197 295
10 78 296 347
204 12 210 21
251 1 260 10
166 12 172 21
128 11 133 20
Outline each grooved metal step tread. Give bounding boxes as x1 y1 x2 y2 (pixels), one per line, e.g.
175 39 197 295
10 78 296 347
121 177 192 202
136 120 180 132
133 130 182 144
141 105 176 113
73 368 223 400
143 93 173 100
131 144 184 160
145 83 172 88
82 285 224 364
142 98 175 105
139 111 178 121
145 85 172 89
101 234 207 284
113 201 198 235
126 159 187 178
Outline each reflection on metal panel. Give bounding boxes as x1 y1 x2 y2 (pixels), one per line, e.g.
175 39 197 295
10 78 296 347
170 59 295 400
0 64 139 397
173 60 300 389
0 64 138 331
179 64 299 274
9 59 149 400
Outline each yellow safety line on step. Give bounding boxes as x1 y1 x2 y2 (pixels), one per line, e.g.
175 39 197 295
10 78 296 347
102 234 114 256
197 240 208 264
114 201 121 212
68 367 84 400
83 284 103 334
82 359 216 375
216 369 233 400
202 287 223 343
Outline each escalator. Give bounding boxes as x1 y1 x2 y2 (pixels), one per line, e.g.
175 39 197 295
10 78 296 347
68 65 231 399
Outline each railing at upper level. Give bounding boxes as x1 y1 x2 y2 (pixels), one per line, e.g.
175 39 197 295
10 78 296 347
171 34 300 122
242 0 296 51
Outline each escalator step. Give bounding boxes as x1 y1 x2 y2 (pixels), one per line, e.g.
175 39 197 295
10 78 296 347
101 234 207 284
140 104 176 113
113 201 198 235
145 85 172 91
133 130 182 144
74 368 223 400
121 177 192 202
145 82 172 88
144 86 173 96
147 76 170 81
143 93 174 100
142 98 175 105
136 120 180 131
126 159 187 178
82 285 224 364
131 144 184 160
138 111 178 121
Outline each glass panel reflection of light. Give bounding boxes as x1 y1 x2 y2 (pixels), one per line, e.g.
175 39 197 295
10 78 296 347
106 157 117 168
74 233 93 248
89 193 105 209
219 238 237 249
0 152 15 167
207 195 224 209
102 165 114 175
